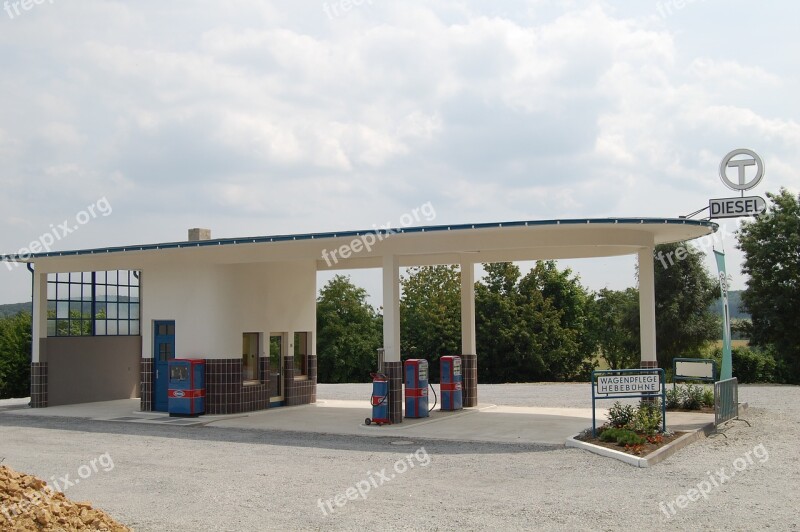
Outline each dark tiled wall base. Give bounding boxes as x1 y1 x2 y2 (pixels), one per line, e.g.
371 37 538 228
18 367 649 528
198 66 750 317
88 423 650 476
283 355 317 406
461 354 478 407
640 360 658 369
385 361 403 423
30 363 48 408
140 359 153 411
206 358 270 414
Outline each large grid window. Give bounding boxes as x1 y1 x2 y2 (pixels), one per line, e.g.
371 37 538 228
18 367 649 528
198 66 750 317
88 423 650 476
47 270 140 337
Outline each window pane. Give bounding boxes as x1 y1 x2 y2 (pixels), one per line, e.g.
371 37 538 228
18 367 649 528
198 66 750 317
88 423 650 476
167 324 175 336
130 320 140 335
107 271 118 284
95 320 106 336
118 304 129 319
81 302 92 318
70 283 82 299
107 304 118 319
106 285 117 299
130 286 140 300
56 301 69 319
70 301 82 316
47 283 56 299
107 321 118 335
47 301 56 319
117 321 129 335
95 284 106 300
118 286 129 299
130 303 139 319
96 271 106 284
47 320 56 336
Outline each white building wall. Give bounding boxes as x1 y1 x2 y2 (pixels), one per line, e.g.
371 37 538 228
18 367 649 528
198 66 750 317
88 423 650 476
140 260 316 360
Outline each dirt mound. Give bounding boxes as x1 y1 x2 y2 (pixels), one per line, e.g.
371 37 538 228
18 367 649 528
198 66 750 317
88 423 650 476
0 465 130 531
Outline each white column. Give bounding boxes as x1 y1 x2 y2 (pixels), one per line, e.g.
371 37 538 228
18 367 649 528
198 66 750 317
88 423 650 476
382 254 401 363
460 261 476 354
32 271 47 362
638 247 657 366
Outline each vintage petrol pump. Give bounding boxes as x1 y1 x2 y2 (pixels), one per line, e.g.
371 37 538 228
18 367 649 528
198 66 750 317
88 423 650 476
167 359 205 416
404 359 429 418
365 373 390 426
440 356 463 411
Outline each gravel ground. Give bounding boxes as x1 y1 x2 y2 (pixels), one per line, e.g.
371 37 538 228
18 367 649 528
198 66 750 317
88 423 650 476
0 384 797 531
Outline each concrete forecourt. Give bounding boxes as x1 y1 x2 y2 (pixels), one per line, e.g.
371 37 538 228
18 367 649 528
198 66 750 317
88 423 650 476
0 383 796 531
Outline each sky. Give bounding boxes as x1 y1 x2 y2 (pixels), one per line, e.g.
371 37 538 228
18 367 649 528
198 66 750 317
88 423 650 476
1 0 798 306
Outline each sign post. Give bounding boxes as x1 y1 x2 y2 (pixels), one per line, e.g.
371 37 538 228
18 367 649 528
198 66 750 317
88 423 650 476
591 368 666 436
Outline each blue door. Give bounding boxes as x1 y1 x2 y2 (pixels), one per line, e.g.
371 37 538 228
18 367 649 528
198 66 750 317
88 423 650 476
154 320 176 412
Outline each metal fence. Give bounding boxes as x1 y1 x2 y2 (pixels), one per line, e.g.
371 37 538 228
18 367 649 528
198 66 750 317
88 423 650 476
714 377 739 426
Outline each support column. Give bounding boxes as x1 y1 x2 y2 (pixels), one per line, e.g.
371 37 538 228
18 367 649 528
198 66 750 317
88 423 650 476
460 261 478 407
638 247 658 369
382 255 403 423
30 271 48 408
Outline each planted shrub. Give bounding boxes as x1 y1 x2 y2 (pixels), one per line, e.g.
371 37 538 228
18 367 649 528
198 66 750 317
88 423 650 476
666 387 681 409
607 402 635 428
682 384 704 410
599 427 646 446
634 402 662 435
702 388 715 408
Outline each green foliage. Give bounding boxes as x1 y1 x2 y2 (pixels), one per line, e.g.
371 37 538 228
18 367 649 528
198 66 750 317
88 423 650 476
400 265 462 380
0 312 32 399
666 387 681 409
702 388 715 408
599 427 646 446
588 288 640 369
651 242 721 369
606 401 636 428
682 384 704 410
476 261 597 383
316 276 382 383
633 402 662 435
710 345 779 383
738 189 800 383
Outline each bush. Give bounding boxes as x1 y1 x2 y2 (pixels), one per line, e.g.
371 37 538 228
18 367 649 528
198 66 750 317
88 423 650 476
606 402 636 428
711 345 779 383
599 427 646 446
702 388 715 408
634 402 662 435
682 384 704 410
666 387 681 409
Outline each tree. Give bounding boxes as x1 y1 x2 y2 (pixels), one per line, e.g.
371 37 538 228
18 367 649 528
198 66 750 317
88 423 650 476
400 265 461 380
476 262 596 382
738 189 800 383
650 242 720 369
0 311 32 399
590 288 640 369
316 276 382 383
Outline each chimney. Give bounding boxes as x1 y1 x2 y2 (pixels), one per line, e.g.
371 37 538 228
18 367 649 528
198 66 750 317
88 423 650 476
188 228 211 242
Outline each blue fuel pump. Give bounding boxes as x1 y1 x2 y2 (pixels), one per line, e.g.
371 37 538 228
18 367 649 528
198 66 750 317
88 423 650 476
440 356 463 411
405 359 437 418
365 373 390 426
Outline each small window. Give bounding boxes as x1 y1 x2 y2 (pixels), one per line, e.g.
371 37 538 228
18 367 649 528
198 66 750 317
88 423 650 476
293 332 310 377
242 333 260 382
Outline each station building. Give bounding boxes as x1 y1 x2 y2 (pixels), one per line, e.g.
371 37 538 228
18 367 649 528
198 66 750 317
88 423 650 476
3 218 716 422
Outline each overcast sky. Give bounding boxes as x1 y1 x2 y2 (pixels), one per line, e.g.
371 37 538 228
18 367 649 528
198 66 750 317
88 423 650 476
1 0 798 305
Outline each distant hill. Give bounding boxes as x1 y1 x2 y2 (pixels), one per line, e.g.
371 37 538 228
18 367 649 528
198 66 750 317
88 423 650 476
0 302 31 317
711 290 749 320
